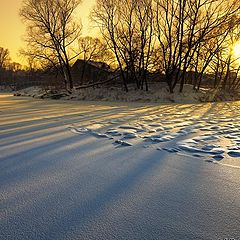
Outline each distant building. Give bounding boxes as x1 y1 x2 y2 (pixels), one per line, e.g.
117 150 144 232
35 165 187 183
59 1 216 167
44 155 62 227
71 59 112 85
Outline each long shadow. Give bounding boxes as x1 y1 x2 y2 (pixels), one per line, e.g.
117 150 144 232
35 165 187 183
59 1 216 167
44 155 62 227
1 95 240 239
0 120 69 142
0 136 113 196
0 127 67 150
0 133 89 182
0 104 128 130
7 147 169 239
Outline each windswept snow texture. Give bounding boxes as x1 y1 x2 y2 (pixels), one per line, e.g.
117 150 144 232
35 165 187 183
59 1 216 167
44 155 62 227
1 94 240 240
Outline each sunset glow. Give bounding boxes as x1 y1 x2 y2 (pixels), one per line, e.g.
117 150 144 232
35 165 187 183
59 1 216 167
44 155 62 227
233 42 240 59
0 0 95 63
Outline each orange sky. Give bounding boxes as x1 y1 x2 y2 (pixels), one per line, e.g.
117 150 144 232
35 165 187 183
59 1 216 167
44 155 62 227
0 0 96 64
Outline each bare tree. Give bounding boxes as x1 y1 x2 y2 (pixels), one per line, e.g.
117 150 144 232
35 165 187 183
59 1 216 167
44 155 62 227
8 62 23 72
20 0 82 91
77 36 112 82
92 0 129 91
154 0 240 93
92 0 155 91
208 28 240 91
0 47 11 70
134 0 155 90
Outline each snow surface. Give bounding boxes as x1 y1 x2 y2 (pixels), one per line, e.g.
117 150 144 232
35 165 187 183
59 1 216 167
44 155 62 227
15 83 240 103
1 93 240 240
15 84 208 103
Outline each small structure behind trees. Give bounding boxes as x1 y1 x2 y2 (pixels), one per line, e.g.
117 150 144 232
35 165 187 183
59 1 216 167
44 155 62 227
71 59 112 85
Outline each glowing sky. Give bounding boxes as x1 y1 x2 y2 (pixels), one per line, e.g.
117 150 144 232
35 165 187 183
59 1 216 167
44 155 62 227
0 0 96 63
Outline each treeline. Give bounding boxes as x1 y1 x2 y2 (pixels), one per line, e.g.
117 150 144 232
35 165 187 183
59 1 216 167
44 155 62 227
0 46 63 90
92 0 240 92
0 47 23 72
2 0 240 94
0 47 25 88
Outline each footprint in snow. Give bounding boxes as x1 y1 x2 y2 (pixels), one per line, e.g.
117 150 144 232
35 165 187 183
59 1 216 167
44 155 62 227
148 123 162 127
90 131 112 139
105 129 122 136
228 151 240 158
158 147 179 153
69 127 112 139
149 136 171 143
122 132 138 139
212 155 224 161
69 127 89 134
114 140 132 147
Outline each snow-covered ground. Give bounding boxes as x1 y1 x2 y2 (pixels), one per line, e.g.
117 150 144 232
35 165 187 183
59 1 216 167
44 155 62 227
1 93 240 239
15 84 240 103
14 84 210 103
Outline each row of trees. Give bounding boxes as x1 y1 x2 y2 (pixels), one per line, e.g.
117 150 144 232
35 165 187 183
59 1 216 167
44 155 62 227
2 0 240 94
92 0 240 92
0 47 37 90
0 47 23 72
0 47 10 70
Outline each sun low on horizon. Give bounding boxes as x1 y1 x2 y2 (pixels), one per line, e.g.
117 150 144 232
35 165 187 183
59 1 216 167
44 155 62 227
0 0 96 64
233 42 240 60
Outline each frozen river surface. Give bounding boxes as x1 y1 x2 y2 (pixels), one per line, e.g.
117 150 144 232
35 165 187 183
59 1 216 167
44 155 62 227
1 94 240 240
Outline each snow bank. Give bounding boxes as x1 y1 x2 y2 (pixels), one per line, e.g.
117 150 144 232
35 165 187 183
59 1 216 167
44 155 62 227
14 86 69 99
0 85 14 92
68 83 208 103
14 83 240 103
14 83 209 103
